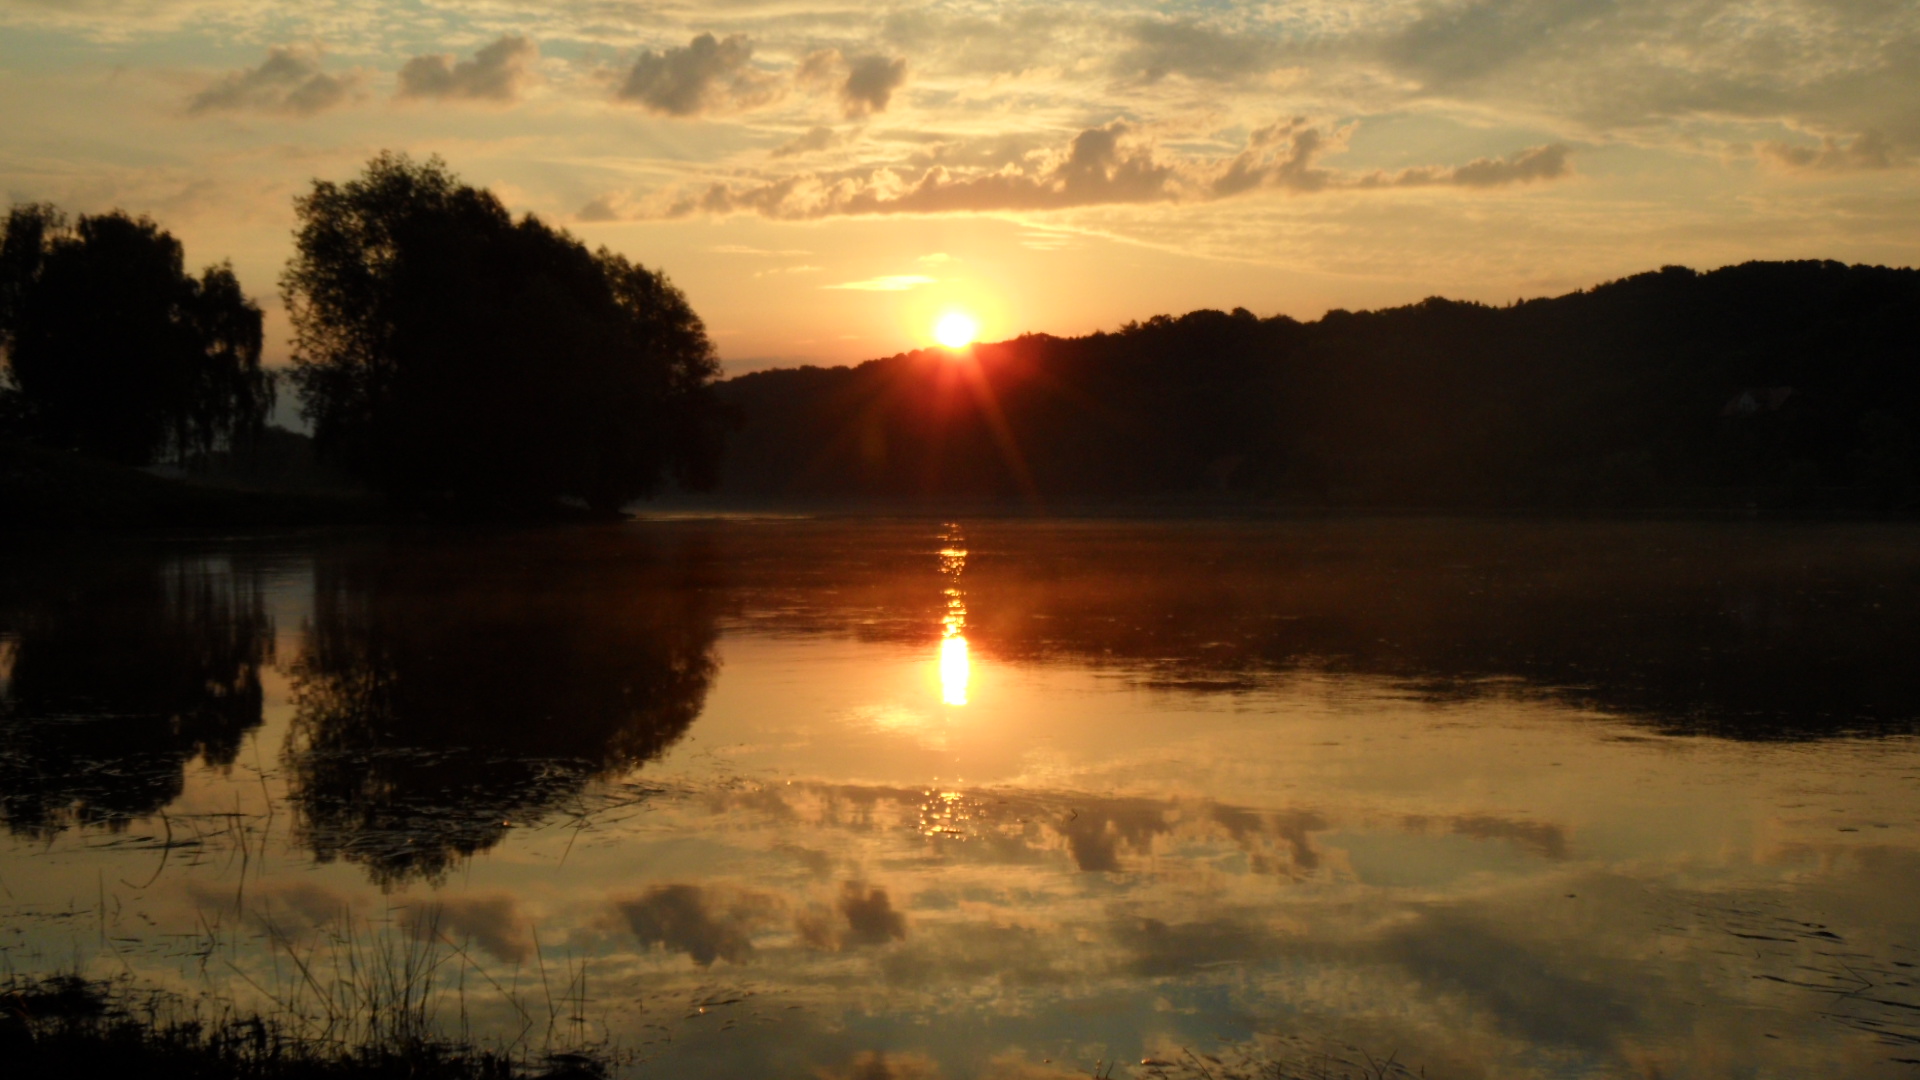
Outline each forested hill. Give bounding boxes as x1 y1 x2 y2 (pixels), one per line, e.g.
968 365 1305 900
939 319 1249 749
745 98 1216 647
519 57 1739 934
712 261 1920 510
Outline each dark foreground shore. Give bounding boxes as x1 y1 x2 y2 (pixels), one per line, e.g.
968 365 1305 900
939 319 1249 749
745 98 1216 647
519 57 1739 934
1 976 609 1080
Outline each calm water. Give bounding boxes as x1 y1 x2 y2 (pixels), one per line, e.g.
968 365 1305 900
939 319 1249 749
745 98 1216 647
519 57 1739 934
3 519 1919 1079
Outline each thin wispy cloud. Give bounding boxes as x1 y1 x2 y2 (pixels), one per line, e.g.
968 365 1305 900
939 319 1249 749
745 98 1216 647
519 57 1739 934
823 275 937 291
1759 131 1898 172
773 126 848 159
661 118 1573 220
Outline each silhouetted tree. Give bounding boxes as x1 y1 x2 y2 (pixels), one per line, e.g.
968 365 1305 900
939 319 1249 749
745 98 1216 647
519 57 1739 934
283 153 724 513
0 206 272 464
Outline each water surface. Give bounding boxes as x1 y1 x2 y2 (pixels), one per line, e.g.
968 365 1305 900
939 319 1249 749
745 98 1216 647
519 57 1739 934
3 519 1918 1078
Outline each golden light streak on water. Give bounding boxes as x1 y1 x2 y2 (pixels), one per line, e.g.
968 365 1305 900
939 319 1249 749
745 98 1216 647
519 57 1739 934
938 526 970 706
940 633 970 706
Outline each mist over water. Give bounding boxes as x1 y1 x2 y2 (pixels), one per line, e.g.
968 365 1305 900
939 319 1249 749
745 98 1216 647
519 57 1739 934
3 519 1918 1078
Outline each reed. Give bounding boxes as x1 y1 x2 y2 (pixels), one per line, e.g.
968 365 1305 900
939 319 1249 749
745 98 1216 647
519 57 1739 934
2 904 612 1080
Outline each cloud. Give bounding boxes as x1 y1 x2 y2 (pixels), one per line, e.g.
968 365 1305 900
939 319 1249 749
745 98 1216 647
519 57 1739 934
397 35 537 103
403 895 532 963
796 881 908 950
1759 130 1898 171
839 882 908 945
1377 907 1639 1052
843 54 908 116
187 45 352 116
1209 117 1340 197
576 194 629 222
823 274 937 291
188 878 349 930
1447 814 1569 859
1364 0 1920 160
1117 18 1283 83
662 118 1575 220
1378 0 1615 90
799 49 908 118
616 32 778 117
1361 143 1573 189
815 1050 942 1080
1056 798 1174 872
615 884 777 966
669 119 1178 218
772 125 846 159
1111 913 1277 976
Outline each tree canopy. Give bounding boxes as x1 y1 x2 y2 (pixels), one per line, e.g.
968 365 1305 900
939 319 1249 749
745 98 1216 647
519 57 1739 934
0 205 271 465
283 153 724 513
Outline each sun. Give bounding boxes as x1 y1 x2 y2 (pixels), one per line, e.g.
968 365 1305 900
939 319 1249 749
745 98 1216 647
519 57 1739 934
933 312 979 349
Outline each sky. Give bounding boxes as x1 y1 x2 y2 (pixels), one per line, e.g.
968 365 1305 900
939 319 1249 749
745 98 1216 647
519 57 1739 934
2 0 1917 375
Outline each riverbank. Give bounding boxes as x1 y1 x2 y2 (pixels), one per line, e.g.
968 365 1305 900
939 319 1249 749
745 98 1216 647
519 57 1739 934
1 438 383 530
1 975 608 1080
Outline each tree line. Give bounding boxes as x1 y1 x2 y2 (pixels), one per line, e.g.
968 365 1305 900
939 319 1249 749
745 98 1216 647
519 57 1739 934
2 153 725 515
0 206 273 466
8 162 1920 516
715 261 1920 510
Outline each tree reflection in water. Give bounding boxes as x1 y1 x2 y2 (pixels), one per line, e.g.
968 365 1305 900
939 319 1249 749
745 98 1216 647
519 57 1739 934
284 533 720 887
0 547 274 836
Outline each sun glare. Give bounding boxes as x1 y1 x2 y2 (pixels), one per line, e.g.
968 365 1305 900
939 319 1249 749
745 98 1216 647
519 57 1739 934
934 312 979 349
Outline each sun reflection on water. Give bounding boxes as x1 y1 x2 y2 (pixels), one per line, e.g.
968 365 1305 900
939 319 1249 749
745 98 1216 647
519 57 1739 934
938 526 969 706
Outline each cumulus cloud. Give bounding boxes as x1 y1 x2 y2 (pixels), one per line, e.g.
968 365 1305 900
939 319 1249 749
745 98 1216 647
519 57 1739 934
800 49 908 118
1210 118 1340 197
615 884 777 966
397 35 537 103
403 895 532 963
796 881 908 950
843 54 908 116
659 118 1574 219
1759 130 1898 171
187 45 353 116
616 32 778 117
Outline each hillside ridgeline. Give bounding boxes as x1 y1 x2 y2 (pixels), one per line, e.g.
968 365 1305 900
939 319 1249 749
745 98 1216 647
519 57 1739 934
713 261 1920 511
